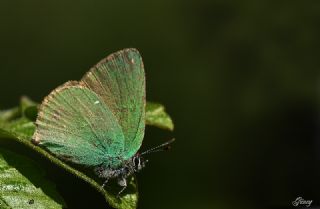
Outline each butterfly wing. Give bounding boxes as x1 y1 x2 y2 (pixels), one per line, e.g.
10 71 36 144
33 81 125 168
81 48 145 159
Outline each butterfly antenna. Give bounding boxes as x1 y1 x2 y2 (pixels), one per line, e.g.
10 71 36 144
141 138 175 155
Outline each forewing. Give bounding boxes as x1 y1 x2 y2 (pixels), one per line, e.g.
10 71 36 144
81 48 145 159
33 81 125 168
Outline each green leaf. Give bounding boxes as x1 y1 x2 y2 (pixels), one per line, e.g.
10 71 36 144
0 97 38 141
146 102 174 131
0 118 35 140
0 98 174 209
0 107 20 122
0 96 37 123
0 148 64 209
20 96 38 121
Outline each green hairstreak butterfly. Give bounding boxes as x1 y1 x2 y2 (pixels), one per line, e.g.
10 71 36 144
32 48 174 196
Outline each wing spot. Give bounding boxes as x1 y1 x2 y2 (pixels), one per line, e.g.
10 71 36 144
94 100 100 105
131 58 135 64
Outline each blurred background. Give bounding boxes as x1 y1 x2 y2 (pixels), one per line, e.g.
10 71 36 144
0 1 320 209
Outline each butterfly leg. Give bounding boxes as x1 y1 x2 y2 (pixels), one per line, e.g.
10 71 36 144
102 178 110 188
117 177 127 197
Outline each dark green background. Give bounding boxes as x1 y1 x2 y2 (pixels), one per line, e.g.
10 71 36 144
0 1 319 209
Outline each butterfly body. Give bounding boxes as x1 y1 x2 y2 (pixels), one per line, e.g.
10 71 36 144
33 49 146 195
95 153 146 194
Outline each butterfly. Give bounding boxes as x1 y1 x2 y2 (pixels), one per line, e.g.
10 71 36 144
32 48 174 196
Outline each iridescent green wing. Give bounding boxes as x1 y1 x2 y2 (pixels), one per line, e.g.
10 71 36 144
81 48 145 159
33 81 125 168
